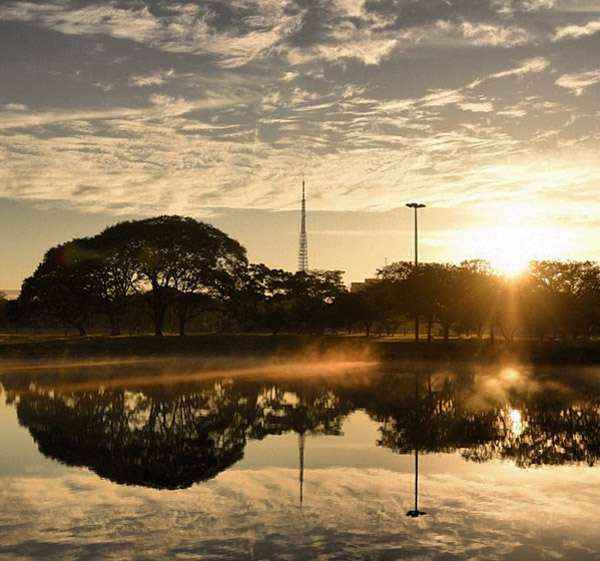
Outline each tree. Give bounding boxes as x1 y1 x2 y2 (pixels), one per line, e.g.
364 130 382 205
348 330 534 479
527 261 600 340
19 241 102 335
457 260 498 339
286 270 346 334
230 264 292 332
98 216 248 336
79 234 140 335
0 291 7 329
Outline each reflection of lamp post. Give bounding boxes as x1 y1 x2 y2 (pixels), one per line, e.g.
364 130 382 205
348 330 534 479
407 371 426 517
406 203 426 341
298 432 305 507
406 448 426 517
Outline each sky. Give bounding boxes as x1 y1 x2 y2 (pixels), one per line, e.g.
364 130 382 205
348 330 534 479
2 0 600 289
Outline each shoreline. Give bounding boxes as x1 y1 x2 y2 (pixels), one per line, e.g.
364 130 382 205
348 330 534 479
2 333 600 366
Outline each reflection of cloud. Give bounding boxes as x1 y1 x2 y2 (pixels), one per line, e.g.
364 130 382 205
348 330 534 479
2 466 600 559
459 101 495 112
555 69 600 95
130 69 175 87
554 19 600 41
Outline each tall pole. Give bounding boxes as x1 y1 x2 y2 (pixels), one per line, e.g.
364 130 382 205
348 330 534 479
414 206 418 267
406 203 426 341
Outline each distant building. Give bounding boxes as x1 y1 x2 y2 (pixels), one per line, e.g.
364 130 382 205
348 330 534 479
0 289 19 299
350 278 380 293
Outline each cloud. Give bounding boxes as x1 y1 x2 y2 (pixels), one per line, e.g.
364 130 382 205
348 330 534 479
421 89 465 107
0 92 245 132
0 1 299 69
456 21 534 46
468 57 550 88
1 0 599 230
2 103 28 111
555 69 600 94
286 28 398 66
495 0 557 13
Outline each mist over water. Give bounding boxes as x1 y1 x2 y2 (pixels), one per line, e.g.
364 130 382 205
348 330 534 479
2 358 600 560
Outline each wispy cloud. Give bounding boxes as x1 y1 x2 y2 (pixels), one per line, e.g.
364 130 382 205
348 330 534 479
468 57 550 88
0 1 299 68
0 0 600 236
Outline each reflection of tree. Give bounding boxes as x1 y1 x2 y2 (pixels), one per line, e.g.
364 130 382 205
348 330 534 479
12 376 351 491
16 381 261 489
257 383 350 437
254 381 352 505
363 371 600 470
463 392 600 467
11 366 600 496
358 371 502 517
364 372 501 454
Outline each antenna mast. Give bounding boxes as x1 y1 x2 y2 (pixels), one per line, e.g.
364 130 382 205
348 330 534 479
298 179 308 272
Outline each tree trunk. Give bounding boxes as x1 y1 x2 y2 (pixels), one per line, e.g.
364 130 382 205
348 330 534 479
414 316 420 341
427 318 432 343
154 304 166 336
443 324 450 342
178 315 187 337
109 312 121 336
490 324 495 345
151 288 167 336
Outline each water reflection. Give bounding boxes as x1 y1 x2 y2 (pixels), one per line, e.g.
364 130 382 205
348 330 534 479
4 362 600 492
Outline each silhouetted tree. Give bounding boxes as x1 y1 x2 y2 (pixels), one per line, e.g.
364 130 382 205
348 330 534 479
0 291 7 328
97 216 248 336
19 241 103 335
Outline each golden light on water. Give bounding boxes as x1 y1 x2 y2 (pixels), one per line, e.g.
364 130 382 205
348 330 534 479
509 408 524 437
500 368 521 383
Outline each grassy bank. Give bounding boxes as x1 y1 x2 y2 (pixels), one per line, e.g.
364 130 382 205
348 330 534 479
3 333 600 365
0 333 369 361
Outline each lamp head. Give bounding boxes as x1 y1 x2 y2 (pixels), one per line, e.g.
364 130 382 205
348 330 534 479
406 203 426 209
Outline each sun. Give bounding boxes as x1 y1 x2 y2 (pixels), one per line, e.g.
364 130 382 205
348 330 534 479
458 225 573 278
483 229 534 278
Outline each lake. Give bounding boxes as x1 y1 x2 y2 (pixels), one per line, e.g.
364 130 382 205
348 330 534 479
1 358 600 560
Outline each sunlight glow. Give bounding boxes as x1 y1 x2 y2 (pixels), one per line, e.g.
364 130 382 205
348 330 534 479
459 225 574 278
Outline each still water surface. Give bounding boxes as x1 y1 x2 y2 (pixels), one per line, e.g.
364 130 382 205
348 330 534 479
1 358 600 560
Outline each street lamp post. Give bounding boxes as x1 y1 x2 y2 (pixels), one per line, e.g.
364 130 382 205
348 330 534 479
406 203 426 341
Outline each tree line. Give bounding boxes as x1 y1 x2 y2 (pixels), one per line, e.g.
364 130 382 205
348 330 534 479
6 215 345 337
4 214 600 341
